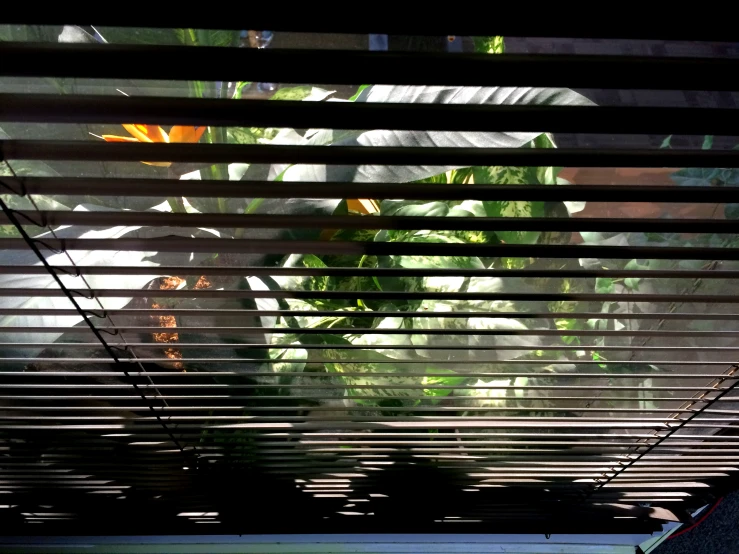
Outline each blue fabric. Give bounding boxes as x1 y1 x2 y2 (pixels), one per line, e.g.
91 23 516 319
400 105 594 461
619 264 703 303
446 36 463 53
369 34 389 51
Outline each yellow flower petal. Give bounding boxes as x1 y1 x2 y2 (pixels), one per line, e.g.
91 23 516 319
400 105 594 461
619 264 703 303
347 199 380 214
101 135 140 143
168 126 206 143
122 124 169 143
100 126 171 167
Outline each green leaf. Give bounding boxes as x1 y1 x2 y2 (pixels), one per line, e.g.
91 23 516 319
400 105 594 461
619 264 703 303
415 172 448 184
275 84 594 183
0 219 161 358
411 315 539 362
555 318 582 345
195 29 240 48
323 347 418 405
623 260 647 292
449 167 475 184
473 36 505 54
483 199 541 218
473 165 530 185
379 199 492 245
228 128 260 145
595 278 616 294
458 378 512 407
0 225 18 238
386 233 485 270
532 133 557 150
270 346 307 373
624 259 649 271
660 135 672 148
447 200 487 218
537 165 560 185
592 352 608 369
702 135 714 150
482 199 545 244
301 254 329 292
270 86 314 101
0 127 59 178
587 317 609 331
350 315 415 358
1 193 67 212
380 200 450 218
671 167 730 187
555 318 579 331
349 85 371 102
232 82 252 100
423 369 466 400
725 204 739 219
470 134 560 187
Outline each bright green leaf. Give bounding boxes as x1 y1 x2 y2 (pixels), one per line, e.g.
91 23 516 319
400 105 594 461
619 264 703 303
595 278 615 294
422 369 466 398
349 85 371 101
473 36 505 54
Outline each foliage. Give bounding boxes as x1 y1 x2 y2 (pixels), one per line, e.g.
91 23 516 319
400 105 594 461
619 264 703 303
669 135 739 220
0 26 680 420
473 36 505 54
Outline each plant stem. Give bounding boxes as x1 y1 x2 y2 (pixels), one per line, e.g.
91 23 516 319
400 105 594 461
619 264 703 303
166 197 187 213
232 82 252 100
244 198 265 215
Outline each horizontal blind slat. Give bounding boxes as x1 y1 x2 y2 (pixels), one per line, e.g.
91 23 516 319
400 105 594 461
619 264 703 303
1 44 737 90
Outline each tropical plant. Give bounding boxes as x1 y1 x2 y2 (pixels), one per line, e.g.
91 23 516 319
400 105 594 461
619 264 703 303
0 26 687 419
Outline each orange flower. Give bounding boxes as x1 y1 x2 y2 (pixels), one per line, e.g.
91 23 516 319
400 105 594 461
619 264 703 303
101 124 378 214
347 198 380 214
102 124 206 167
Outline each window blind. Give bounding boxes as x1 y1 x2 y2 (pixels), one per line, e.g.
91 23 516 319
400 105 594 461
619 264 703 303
0 21 737 535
